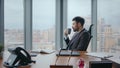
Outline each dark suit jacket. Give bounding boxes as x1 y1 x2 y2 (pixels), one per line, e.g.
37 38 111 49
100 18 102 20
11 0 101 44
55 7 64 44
64 28 90 51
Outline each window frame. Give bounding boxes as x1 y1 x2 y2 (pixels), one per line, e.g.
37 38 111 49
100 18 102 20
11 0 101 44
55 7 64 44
0 0 4 47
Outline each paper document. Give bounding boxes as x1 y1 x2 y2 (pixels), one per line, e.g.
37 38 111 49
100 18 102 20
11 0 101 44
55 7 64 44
31 49 55 54
86 52 113 59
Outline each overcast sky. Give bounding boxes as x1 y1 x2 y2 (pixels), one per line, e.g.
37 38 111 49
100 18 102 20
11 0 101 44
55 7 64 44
4 0 120 32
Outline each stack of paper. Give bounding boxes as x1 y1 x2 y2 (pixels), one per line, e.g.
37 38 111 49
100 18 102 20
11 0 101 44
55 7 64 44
31 49 55 54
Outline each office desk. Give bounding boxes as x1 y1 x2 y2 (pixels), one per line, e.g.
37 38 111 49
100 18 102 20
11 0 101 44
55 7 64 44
0 51 101 68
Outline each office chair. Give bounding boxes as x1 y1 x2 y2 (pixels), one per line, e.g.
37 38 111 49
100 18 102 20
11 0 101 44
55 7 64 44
80 24 93 51
84 24 93 51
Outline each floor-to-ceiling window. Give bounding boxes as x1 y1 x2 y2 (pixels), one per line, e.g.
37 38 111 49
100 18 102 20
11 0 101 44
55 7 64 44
4 0 24 50
67 0 91 51
3 0 120 52
32 0 55 50
97 0 120 53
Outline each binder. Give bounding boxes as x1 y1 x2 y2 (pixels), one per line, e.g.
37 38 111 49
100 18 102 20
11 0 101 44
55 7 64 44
89 61 112 68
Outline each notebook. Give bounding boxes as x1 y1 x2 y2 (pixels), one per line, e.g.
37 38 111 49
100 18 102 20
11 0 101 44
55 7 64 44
56 50 80 56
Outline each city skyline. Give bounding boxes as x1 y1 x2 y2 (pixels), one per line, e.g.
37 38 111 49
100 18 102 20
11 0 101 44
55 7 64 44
4 17 120 52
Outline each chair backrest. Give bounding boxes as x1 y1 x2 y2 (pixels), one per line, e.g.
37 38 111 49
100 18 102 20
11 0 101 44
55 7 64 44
88 24 93 35
84 24 93 51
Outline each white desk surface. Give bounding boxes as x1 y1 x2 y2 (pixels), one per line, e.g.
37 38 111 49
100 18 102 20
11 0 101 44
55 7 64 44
86 52 120 64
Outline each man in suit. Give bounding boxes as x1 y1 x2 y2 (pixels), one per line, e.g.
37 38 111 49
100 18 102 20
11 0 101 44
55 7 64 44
64 16 90 51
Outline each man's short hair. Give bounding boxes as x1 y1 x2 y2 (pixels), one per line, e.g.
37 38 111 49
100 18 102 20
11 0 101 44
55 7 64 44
72 16 85 26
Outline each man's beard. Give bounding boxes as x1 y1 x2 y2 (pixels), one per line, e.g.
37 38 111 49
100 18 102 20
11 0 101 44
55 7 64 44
72 28 78 32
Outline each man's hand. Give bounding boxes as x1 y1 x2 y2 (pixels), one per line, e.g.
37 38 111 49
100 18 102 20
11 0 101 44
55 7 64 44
64 29 68 36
